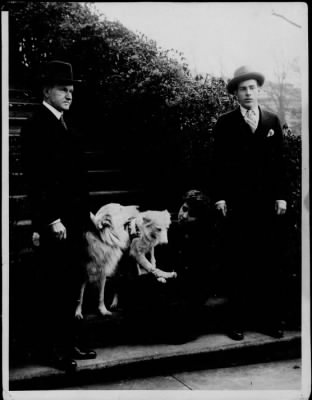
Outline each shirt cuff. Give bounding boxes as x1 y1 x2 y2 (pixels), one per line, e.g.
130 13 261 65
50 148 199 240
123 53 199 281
276 200 287 208
49 219 61 226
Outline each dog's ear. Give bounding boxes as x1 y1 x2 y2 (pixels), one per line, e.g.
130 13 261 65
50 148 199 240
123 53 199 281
135 213 144 227
135 212 153 228
142 216 152 225
162 210 171 224
127 205 140 216
90 212 97 224
96 214 113 230
140 211 154 226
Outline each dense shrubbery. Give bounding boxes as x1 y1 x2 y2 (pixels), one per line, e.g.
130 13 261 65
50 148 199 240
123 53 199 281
6 2 301 267
6 2 238 202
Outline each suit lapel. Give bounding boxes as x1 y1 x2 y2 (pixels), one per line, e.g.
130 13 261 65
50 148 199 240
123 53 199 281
255 107 272 137
233 107 253 137
40 105 68 137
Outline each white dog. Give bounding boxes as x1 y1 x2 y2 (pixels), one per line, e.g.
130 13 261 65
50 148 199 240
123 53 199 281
129 210 177 283
75 203 139 319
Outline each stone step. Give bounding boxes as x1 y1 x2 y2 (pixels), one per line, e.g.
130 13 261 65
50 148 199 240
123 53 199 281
8 119 134 172
9 88 37 101
8 169 142 195
9 107 37 120
88 171 142 192
9 91 39 119
8 255 301 390
8 189 145 224
7 188 155 262
8 147 126 172
8 324 301 390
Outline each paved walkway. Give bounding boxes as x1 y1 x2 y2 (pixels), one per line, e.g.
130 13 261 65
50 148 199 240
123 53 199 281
66 358 302 390
9 330 301 390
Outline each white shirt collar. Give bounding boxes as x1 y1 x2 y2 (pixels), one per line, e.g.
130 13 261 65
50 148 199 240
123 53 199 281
43 100 63 120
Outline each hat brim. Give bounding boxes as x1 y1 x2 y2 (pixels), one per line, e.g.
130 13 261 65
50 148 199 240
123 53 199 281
41 78 82 86
227 72 265 94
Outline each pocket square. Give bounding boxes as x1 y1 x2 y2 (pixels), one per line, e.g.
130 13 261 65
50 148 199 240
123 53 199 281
267 129 275 137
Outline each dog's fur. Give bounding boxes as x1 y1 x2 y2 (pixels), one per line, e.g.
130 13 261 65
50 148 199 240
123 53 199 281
129 210 177 283
75 203 139 319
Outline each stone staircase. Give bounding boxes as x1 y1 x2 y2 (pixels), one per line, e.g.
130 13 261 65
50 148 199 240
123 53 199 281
8 88 147 259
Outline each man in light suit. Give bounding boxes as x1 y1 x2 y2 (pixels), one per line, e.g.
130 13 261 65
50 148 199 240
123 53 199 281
22 60 96 371
212 66 287 341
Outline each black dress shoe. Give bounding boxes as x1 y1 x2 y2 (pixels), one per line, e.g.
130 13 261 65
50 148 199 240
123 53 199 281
71 346 97 360
260 320 285 339
227 329 244 341
163 332 197 344
54 356 77 372
264 328 284 339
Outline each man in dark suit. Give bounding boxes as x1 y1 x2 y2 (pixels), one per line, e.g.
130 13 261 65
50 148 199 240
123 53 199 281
212 66 287 341
22 60 96 371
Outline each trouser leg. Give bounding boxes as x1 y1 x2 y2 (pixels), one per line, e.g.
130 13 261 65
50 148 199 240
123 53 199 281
222 211 249 329
35 231 86 358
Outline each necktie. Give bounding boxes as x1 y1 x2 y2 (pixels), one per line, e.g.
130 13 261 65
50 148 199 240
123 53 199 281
60 115 67 130
245 109 257 133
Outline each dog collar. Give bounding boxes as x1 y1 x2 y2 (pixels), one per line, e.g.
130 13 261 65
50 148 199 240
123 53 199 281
126 218 140 241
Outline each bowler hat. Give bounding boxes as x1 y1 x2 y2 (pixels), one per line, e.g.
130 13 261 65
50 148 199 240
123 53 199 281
40 60 77 86
227 65 265 94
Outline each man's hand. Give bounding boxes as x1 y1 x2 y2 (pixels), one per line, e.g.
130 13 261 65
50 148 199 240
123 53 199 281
32 232 40 247
50 220 67 240
215 200 227 217
275 200 287 216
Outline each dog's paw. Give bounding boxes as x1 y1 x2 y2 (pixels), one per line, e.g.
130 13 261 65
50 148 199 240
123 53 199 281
98 304 113 317
153 268 177 281
110 295 119 311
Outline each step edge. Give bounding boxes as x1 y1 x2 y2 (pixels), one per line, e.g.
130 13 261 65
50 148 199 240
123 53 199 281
9 333 301 384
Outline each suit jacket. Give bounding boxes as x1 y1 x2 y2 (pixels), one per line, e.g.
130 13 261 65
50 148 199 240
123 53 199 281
212 106 286 207
21 105 90 233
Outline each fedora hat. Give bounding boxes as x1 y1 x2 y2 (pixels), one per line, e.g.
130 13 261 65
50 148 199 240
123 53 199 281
227 66 265 94
40 60 78 86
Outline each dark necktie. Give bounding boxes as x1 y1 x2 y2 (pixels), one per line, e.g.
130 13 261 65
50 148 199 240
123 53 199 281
60 114 67 130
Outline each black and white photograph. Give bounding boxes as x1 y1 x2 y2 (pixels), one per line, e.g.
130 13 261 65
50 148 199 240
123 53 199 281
2 2 310 399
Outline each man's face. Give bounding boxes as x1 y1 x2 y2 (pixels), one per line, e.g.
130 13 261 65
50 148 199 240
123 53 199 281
44 84 73 112
178 202 197 224
235 79 260 109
